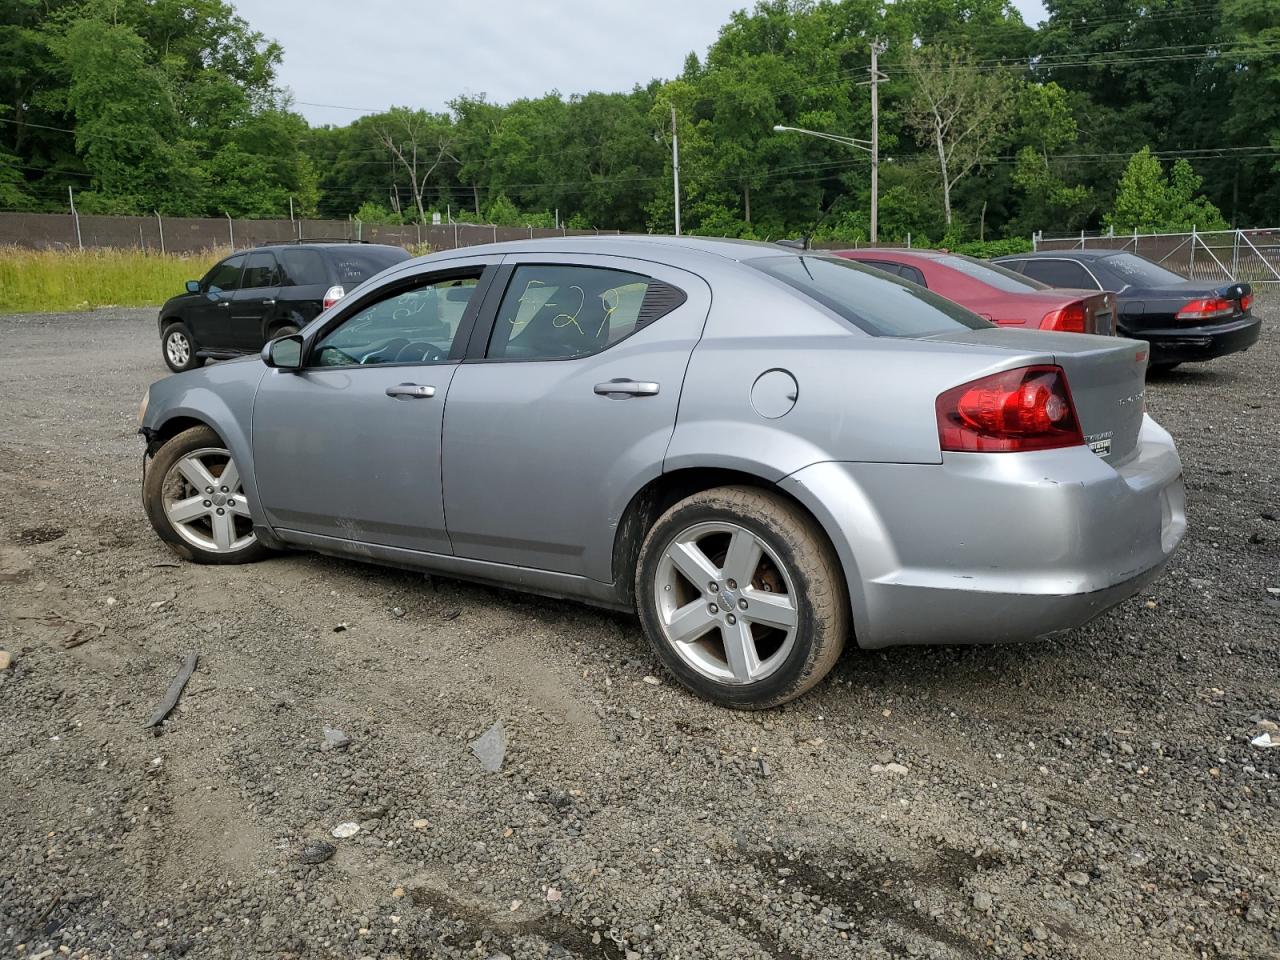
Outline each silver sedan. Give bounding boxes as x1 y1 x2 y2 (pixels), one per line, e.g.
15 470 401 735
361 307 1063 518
139 237 1186 708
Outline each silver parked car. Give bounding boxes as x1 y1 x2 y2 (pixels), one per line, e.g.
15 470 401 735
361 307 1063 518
139 237 1186 708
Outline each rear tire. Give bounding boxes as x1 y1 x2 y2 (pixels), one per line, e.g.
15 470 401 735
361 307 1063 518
636 485 848 709
161 322 204 373
143 425 271 565
272 324 301 338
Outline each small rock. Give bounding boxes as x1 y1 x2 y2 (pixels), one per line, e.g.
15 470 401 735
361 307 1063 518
470 720 506 773
756 759 771 777
321 727 350 751
510 899 523 911
391 606 405 618
442 609 461 621
1065 871 1090 887
331 822 360 839
1267 587 1280 596
1245 902 1266 924
642 675 661 685
333 622 348 633
0 650 11 670
1250 732 1278 749
546 887 562 902
871 762 909 776
1256 719 1279 733
1031 925 1049 941
297 841 335 864
392 887 405 899
412 818 430 830
972 892 993 911
1190 577 1211 589
627 708 640 720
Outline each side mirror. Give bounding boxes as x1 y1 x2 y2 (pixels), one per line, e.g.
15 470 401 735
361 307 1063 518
262 334 303 370
186 280 200 293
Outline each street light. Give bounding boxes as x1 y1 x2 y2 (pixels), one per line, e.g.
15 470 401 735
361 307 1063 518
773 124 880 243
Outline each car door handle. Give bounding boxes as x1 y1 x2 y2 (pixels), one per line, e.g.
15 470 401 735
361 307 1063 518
385 383 436 399
262 298 276 306
594 379 660 397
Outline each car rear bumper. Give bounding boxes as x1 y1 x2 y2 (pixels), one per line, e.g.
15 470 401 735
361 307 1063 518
781 414 1186 649
1124 315 1261 364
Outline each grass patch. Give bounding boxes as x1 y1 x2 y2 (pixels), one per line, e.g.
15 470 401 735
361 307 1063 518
0 246 225 313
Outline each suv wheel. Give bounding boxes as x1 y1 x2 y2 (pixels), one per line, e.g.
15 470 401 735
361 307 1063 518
636 485 848 709
161 322 205 373
143 425 270 565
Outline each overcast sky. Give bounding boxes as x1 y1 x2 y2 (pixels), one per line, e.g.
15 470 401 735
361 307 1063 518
234 0 1048 127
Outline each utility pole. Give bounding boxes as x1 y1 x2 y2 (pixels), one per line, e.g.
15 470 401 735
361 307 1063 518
671 105 682 236
868 39 888 245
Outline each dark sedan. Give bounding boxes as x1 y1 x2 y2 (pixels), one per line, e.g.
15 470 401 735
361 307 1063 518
994 250 1260 371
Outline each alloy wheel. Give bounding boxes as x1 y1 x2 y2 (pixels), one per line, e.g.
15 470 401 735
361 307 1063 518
166 331 191 367
160 447 256 553
653 521 799 684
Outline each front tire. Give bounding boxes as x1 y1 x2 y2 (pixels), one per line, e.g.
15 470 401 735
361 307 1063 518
161 322 205 373
636 485 848 709
143 425 271 565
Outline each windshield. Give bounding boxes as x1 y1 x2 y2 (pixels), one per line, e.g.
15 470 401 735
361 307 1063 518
1101 252 1186 287
934 254 1048 292
748 255 992 336
329 247 411 285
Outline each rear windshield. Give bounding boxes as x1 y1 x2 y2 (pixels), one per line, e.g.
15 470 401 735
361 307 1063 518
748 255 992 336
1101 252 1186 286
329 247 411 285
934 254 1048 292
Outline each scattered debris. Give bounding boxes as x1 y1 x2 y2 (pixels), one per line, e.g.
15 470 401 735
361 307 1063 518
442 609 461 621
470 720 506 773
1266 587 1280 596
1250 732 1278 749
391 606 405 618
392 887 405 898
150 559 181 568
321 726 351 751
143 652 199 729
756 758 771 777
331 822 360 839
642 675 661 685
297 840 335 864
333 622 348 633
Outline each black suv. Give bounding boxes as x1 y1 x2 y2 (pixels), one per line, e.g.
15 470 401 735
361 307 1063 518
158 241 411 372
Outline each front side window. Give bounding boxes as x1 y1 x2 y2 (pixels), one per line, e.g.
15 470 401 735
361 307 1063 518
203 255 244 294
312 273 480 367
241 252 281 289
748 255 991 336
487 265 677 360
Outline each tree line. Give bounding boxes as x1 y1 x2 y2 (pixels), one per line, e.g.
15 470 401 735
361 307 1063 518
2 0 1278 247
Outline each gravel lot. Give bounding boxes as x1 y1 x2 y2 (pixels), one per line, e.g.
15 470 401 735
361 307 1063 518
1 301 1278 960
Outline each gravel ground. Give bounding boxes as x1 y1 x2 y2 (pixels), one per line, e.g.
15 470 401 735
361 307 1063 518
1 301 1278 960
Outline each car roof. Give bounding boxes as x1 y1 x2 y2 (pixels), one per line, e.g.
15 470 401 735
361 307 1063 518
251 242 404 253
835 248 949 260
401 234 818 271
999 250 1120 261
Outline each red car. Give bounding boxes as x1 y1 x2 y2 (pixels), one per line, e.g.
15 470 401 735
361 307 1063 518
834 249 1116 336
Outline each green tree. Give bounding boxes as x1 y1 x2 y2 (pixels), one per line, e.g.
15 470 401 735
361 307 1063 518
1106 147 1228 232
902 45 1016 226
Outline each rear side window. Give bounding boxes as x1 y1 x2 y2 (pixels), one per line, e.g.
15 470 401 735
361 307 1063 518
278 249 328 286
898 264 926 286
860 260 902 278
203 255 244 294
748 255 991 336
1102 253 1186 286
241 252 280 289
487 264 685 360
1021 259 1098 289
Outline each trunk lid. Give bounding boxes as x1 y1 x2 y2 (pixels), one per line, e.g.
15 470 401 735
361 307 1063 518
925 328 1149 463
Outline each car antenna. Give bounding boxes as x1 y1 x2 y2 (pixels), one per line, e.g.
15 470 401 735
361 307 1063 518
777 196 845 251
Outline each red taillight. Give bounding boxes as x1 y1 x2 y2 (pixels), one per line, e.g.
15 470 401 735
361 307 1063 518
936 365 1085 453
1240 293 1254 312
1041 302 1087 333
323 285 346 310
1176 297 1234 321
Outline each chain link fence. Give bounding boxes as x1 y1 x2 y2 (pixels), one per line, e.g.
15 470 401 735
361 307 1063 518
1034 228 1280 284
0 211 619 254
